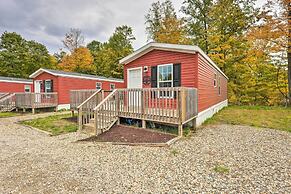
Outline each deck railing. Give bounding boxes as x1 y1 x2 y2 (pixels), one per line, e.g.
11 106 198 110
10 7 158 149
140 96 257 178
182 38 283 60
116 87 198 124
70 89 98 110
0 93 16 112
77 89 103 130
15 93 58 109
83 87 198 135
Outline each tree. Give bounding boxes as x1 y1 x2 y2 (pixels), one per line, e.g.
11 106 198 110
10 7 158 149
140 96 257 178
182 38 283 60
58 47 94 74
87 25 135 78
182 0 214 53
0 31 55 78
145 0 189 44
62 28 84 52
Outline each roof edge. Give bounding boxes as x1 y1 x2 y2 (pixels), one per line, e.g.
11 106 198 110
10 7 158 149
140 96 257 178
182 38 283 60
29 68 124 83
120 42 228 80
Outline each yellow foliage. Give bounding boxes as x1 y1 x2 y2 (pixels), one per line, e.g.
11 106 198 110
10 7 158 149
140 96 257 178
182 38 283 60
58 47 94 73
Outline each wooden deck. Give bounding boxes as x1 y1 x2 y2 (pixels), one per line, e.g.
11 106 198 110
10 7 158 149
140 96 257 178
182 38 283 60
75 87 198 136
15 93 58 113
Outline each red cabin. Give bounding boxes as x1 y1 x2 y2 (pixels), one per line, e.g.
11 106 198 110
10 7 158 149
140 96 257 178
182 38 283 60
0 76 33 93
29 69 124 110
120 42 228 126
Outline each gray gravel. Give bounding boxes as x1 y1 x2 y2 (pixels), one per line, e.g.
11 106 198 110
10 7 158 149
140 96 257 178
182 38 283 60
0 114 290 193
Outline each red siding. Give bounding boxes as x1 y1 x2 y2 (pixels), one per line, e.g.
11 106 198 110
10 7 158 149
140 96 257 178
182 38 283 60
0 82 33 93
197 54 227 112
123 49 228 113
33 72 124 105
124 50 198 89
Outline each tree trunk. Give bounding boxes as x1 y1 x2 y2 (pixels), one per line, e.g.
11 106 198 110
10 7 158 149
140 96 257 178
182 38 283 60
288 2 291 106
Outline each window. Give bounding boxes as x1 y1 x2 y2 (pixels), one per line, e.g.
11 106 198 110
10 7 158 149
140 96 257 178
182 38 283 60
218 76 221 95
158 64 173 97
214 73 217 87
110 83 115 91
96 82 102 90
45 80 52 93
24 85 31 93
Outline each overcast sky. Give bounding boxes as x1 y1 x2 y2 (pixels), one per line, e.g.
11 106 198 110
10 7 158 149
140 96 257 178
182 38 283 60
0 0 266 54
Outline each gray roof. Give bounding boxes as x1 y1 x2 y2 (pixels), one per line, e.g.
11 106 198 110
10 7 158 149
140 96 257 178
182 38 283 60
0 76 33 83
30 68 124 82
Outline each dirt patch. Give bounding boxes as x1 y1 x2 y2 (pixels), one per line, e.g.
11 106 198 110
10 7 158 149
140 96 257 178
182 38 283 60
79 125 176 144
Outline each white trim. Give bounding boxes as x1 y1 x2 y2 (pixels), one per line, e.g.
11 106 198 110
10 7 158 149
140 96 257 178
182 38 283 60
127 67 143 89
157 63 174 98
96 82 102 90
24 85 31 93
119 42 228 80
29 68 124 83
57 104 70 110
196 100 228 127
0 79 32 84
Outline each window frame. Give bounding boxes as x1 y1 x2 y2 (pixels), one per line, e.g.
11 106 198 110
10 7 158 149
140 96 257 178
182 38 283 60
24 85 31 93
218 75 221 96
214 73 217 87
96 82 102 90
44 80 52 93
110 83 115 91
157 63 173 98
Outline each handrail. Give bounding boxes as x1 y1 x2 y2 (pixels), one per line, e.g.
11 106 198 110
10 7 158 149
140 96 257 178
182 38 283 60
94 89 118 134
78 89 103 130
0 93 16 112
93 89 117 111
77 89 101 109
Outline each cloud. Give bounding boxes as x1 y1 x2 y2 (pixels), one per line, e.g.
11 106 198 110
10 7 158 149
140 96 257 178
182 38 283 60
0 0 264 54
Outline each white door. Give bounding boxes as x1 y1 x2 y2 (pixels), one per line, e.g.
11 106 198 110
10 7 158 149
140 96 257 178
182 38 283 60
127 68 142 108
34 81 41 103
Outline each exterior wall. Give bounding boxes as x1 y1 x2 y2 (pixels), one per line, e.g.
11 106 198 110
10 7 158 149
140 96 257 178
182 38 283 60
123 49 228 115
0 81 33 93
33 72 124 105
124 50 198 89
57 76 124 105
197 54 228 112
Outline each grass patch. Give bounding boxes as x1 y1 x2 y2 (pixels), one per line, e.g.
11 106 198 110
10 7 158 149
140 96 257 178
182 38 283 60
170 149 179 156
213 165 230 173
21 114 77 136
0 112 22 118
204 105 291 132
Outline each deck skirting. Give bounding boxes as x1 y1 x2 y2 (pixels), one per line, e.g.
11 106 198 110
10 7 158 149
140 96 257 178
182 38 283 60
196 100 228 127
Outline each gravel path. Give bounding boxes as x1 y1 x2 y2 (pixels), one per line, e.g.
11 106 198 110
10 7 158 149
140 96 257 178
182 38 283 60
0 114 290 193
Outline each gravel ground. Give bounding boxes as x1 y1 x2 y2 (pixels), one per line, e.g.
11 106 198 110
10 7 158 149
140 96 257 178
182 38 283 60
0 113 290 193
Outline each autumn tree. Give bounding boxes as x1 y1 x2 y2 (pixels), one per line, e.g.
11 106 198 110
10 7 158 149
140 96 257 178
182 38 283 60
87 25 135 78
0 31 55 78
182 0 213 53
62 28 85 52
58 47 94 74
145 0 189 44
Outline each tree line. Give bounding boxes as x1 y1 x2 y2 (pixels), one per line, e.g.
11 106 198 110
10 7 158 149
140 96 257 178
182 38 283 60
0 0 289 106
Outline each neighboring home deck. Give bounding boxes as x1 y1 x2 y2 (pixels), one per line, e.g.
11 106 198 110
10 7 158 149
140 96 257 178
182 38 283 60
71 87 198 136
0 92 58 113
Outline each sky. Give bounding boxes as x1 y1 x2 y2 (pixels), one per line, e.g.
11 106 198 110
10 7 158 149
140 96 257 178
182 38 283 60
0 0 266 54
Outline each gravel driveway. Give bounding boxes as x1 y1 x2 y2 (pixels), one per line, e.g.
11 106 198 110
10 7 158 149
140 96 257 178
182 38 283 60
0 113 290 193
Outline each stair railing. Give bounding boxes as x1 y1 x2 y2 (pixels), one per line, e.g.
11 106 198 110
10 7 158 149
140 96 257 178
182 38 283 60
93 89 118 135
0 93 16 112
77 89 102 130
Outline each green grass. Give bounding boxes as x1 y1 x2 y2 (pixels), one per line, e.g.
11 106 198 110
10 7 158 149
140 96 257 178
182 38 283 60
213 165 230 173
0 112 22 118
21 114 77 136
204 105 291 132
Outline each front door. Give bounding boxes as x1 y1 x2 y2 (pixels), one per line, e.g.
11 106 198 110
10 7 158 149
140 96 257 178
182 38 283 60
34 80 41 103
127 68 142 108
